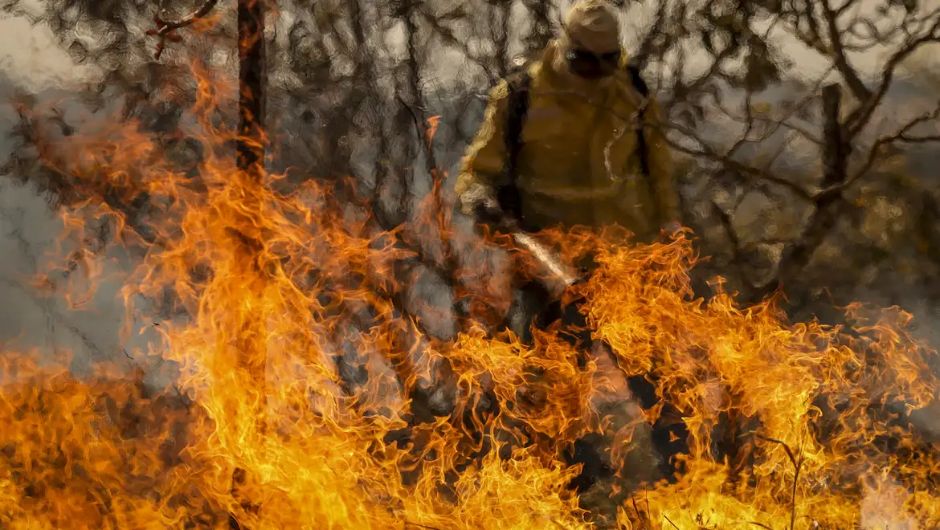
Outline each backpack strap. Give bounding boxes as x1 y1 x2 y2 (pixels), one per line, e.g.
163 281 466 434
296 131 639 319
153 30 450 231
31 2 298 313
498 69 532 224
626 63 651 180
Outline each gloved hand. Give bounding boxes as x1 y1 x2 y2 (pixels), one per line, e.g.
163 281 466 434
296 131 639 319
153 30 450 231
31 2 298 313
459 183 520 232
473 195 508 227
659 220 683 240
459 183 502 222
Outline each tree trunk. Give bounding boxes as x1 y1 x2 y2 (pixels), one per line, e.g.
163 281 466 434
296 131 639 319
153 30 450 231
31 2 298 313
521 0 553 56
231 3 266 528
758 83 851 300
237 0 266 177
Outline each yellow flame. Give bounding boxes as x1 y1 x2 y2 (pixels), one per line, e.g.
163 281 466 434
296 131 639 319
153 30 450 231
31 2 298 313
2 66 937 530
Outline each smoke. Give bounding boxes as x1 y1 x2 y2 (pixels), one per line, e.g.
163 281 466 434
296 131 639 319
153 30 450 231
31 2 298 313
0 106 168 391
860 477 919 530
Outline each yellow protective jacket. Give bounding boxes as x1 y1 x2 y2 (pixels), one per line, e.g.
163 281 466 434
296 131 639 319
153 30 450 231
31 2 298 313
455 43 679 241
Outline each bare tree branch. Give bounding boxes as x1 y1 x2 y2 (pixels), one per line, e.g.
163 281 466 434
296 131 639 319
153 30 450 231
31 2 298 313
418 5 497 83
750 433 803 530
660 512 680 530
713 199 747 281
147 0 221 59
662 121 816 202
846 13 940 136
632 0 670 69
830 101 940 196
821 0 872 102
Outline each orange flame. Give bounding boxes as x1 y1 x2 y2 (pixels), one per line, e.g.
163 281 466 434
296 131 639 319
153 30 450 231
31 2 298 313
426 115 442 147
2 64 938 530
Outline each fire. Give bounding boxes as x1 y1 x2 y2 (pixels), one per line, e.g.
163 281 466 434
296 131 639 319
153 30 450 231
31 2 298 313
2 64 938 530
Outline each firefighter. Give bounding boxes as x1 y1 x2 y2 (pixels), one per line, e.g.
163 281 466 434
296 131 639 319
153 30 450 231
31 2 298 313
455 0 681 241
454 1 684 522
